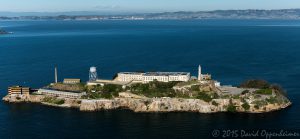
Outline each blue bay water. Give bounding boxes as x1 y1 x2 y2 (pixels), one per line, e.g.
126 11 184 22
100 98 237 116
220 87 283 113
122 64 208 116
0 20 300 138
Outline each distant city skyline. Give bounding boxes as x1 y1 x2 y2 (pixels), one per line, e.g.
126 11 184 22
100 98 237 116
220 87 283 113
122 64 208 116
0 0 300 13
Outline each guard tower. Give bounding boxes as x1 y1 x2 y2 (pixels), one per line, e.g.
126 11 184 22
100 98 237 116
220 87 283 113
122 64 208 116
89 67 98 81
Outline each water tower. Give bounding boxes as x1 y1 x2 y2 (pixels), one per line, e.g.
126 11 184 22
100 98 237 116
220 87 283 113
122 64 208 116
89 67 98 81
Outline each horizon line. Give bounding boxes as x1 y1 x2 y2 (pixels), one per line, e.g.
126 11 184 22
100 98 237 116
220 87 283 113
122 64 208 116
0 8 299 14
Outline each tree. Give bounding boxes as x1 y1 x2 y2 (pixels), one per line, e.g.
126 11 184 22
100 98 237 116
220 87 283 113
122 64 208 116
227 104 237 112
271 84 287 96
242 103 250 110
212 101 218 106
239 79 270 89
196 92 212 102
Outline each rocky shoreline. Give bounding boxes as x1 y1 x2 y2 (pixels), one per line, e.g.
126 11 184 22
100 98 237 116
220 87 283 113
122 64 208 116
2 92 292 113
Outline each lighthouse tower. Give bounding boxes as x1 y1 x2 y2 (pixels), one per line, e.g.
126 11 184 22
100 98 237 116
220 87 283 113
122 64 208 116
198 65 202 81
54 67 58 83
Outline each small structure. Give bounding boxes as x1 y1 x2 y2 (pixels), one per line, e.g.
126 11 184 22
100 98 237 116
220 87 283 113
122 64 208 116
198 65 211 81
8 86 30 96
214 81 221 87
63 78 81 84
202 74 212 80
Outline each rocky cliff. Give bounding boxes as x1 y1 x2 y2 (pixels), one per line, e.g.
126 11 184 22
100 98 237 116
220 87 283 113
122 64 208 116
2 92 291 113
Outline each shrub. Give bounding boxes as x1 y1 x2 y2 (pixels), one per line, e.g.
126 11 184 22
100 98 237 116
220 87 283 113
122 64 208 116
242 102 250 110
233 95 240 99
53 99 65 105
254 89 272 95
43 97 65 105
227 104 237 112
112 91 119 97
102 84 123 94
101 92 113 99
266 97 278 104
212 101 218 106
254 105 259 109
196 92 212 102
252 100 267 107
271 84 287 96
241 90 249 95
239 79 270 89
130 81 179 98
191 85 200 91
212 93 219 99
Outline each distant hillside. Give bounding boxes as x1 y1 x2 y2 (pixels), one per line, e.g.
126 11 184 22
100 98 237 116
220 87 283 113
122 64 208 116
1 9 300 20
0 29 8 34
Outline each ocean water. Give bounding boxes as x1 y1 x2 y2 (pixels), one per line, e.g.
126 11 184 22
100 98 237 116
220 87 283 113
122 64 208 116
0 20 300 138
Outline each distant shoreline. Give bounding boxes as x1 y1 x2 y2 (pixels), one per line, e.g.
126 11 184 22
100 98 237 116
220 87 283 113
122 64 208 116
1 9 300 20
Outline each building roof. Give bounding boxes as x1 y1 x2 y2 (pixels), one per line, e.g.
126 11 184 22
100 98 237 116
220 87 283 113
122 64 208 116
9 86 30 89
63 78 81 82
119 72 144 75
144 72 190 76
118 72 190 76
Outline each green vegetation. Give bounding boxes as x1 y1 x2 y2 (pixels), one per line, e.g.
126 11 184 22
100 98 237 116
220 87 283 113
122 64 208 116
241 90 249 95
239 79 270 89
43 97 65 105
271 84 287 97
242 102 250 110
254 89 272 95
266 97 277 104
82 84 124 99
130 81 180 98
252 100 267 107
196 92 213 102
227 99 237 112
212 101 218 106
102 84 123 94
49 83 86 92
227 104 237 112
191 85 200 91
176 80 198 87
220 95 230 99
240 80 289 102
266 95 289 105
233 95 240 99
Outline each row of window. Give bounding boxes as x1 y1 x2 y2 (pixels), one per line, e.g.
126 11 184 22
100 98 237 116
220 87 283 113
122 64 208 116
120 75 189 82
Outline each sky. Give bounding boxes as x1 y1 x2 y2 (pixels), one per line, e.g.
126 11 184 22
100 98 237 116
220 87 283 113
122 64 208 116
0 0 300 13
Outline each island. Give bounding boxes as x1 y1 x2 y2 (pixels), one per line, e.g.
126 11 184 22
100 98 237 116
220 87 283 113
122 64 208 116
2 66 291 113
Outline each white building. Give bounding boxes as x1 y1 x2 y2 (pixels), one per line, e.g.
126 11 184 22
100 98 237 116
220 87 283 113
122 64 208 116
37 89 86 98
63 78 81 84
117 72 144 82
116 72 190 83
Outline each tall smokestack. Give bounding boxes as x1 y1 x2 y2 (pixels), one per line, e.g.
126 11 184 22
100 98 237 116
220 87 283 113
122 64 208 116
55 67 58 83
